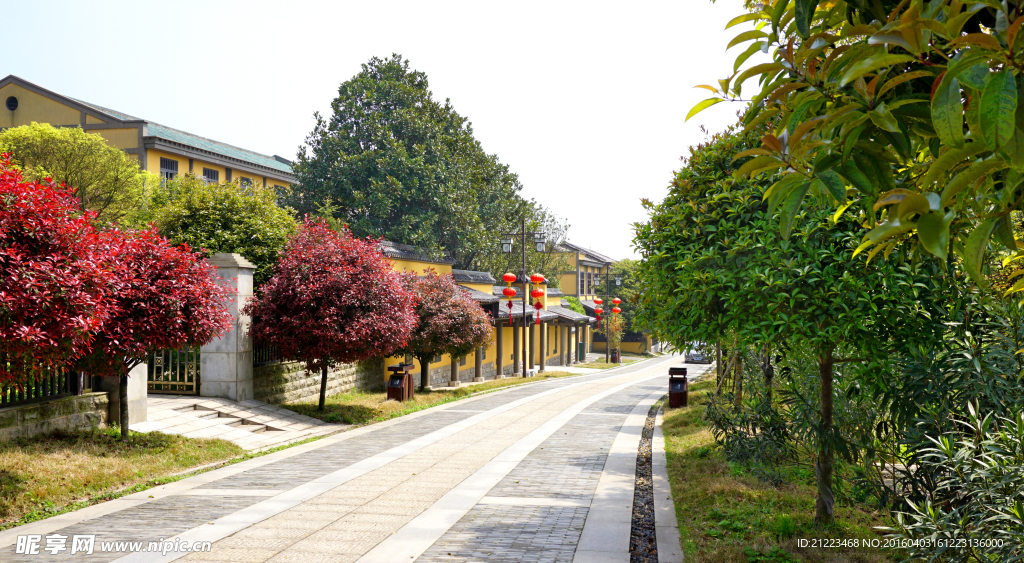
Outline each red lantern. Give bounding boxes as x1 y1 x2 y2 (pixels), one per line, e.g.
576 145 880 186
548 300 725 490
533 301 542 324
530 273 545 284
594 297 603 305
596 315 602 322
595 307 604 315
502 272 517 284
530 288 544 299
503 287 517 298
612 307 621 314
612 297 621 305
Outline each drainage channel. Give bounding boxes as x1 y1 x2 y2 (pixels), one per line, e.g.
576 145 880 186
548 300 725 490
630 396 664 563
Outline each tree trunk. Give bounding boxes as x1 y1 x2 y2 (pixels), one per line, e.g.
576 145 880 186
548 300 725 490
715 340 725 396
419 356 430 390
119 374 129 442
733 349 743 410
815 346 835 526
761 346 774 406
318 363 329 412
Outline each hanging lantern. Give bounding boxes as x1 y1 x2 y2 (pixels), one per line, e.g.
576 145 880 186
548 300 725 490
594 297 603 305
502 272 517 284
530 288 544 299
595 307 604 316
612 307 621 314
596 315 602 322
530 273 545 284
533 301 542 324
503 287 517 298
612 297 621 305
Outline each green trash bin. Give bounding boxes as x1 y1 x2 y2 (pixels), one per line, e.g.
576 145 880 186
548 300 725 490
577 342 585 362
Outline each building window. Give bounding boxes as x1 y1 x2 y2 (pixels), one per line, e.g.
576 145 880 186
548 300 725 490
5 96 18 111
579 274 585 295
202 168 219 184
459 356 466 367
159 158 178 181
239 177 253 189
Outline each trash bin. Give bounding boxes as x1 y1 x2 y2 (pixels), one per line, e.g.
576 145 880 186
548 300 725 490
577 342 585 362
387 363 414 402
611 349 621 364
668 366 688 408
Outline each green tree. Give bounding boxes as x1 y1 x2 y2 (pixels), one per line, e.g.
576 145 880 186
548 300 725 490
634 120 941 525
145 174 299 286
0 122 152 225
690 1 1024 291
294 54 532 271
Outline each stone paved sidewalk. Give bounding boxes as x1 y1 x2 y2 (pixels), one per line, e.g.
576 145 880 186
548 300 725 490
2 355 710 563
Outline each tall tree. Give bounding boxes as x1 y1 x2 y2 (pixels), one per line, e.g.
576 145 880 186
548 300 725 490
294 54 531 271
395 270 494 390
0 123 152 225
245 219 417 411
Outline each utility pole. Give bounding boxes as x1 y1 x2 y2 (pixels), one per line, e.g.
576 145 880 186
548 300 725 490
500 219 546 378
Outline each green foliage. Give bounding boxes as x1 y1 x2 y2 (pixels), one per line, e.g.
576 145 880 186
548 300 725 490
0 122 152 225
294 54 548 273
564 296 586 315
144 174 299 286
692 0 1024 292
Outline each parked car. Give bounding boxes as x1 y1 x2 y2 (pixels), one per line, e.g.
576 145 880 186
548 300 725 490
685 346 712 364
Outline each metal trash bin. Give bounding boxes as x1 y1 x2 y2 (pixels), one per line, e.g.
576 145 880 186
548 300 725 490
611 349 621 364
577 342 585 362
387 363 414 402
668 366 688 408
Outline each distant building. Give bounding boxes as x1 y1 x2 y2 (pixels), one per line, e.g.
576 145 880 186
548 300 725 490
554 242 616 299
0 75 295 189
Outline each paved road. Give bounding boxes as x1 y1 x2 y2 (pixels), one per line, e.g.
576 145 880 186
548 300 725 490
3 355 710 563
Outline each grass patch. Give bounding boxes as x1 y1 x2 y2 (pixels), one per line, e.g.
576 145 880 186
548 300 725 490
662 377 895 563
575 358 639 369
285 370 582 424
0 427 242 529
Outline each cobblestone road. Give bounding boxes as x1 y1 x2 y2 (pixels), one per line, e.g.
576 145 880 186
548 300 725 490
2 355 708 563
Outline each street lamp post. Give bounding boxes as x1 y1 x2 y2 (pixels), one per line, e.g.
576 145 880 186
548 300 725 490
599 270 622 364
501 218 546 378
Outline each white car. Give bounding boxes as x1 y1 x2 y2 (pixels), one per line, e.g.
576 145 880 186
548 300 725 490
685 348 712 364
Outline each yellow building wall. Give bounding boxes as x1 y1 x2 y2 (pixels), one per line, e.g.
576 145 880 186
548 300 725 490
85 114 106 125
462 282 493 293
389 259 452 276
559 273 577 295
147 148 186 176
193 161 227 182
90 127 138 150
0 84 83 129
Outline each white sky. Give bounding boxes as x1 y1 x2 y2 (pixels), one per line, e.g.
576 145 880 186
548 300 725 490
4 0 756 260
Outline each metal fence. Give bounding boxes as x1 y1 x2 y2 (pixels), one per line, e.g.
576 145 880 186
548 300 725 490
148 348 200 394
253 342 283 367
0 365 90 408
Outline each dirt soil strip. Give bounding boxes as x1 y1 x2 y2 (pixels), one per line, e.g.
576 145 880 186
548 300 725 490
630 397 664 563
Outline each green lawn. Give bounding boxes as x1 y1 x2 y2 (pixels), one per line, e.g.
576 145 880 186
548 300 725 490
662 377 896 563
0 428 242 530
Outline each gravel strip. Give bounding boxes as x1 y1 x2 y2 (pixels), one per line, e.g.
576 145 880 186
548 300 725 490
630 396 664 563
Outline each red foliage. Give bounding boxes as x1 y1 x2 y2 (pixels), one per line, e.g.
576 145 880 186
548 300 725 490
76 228 234 377
244 218 417 372
396 270 494 386
0 156 113 383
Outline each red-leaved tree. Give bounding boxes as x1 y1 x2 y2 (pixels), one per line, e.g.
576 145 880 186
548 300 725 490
397 270 494 390
77 228 233 440
0 155 113 384
245 218 417 411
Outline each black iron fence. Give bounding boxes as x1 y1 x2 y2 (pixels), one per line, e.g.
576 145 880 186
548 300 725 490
253 342 283 367
0 366 91 409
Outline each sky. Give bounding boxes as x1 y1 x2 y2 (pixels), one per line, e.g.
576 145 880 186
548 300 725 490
4 0 757 260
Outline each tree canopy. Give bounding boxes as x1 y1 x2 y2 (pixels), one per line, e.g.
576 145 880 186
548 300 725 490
294 54 562 274
0 123 151 225
139 174 299 286
690 0 1024 292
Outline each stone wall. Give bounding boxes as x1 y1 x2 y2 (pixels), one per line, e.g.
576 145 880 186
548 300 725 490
253 358 385 405
0 392 109 441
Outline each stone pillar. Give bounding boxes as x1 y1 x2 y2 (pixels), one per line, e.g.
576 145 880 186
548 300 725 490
538 323 546 373
513 326 520 375
563 325 570 366
449 357 460 387
495 325 504 379
200 253 256 402
474 347 484 382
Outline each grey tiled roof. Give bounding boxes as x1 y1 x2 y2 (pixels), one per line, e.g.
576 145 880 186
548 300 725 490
452 269 496 285
460 285 499 303
547 288 564 297
556 241 615 264
496 302 559 322
71 99 294 176
547 306 592 322
379 240 455 265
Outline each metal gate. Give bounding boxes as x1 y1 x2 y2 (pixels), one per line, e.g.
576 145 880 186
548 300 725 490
148 348 200 394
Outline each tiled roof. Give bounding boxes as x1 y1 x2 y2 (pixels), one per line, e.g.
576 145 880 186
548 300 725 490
452 269 496 285
380 240 455 265
556 242 615 264
496 302 559 322
547 306 592 323
71 99 294 176
546 288 564 297
459 285 499 304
